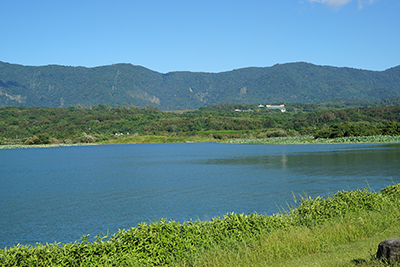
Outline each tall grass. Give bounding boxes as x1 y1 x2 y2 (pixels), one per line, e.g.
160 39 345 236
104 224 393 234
196 208 400 267
1 184 399 266
193 184 400 266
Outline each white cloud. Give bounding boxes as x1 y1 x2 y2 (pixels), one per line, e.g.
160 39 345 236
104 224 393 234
357 0 376 9
308 0 352 8
308 0 376 9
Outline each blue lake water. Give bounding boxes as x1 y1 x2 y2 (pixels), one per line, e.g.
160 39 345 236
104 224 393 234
1 142 399 248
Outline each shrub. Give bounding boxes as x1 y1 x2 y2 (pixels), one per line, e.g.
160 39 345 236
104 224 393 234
382 122 400 135
315 122 380 139
50 138 61 144
292 188 383 225
23 134 50 145
80 134 97 143
379 183 400 200
266 129 287 137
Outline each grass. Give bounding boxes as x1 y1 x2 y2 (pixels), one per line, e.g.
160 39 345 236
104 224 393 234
0 143 96 150
223 135 400 145
276 227 400 267
193 208 400 267
195 130 249 135
2 134 400 149
0 135 214 149
97 134 214 144
1 183 399 266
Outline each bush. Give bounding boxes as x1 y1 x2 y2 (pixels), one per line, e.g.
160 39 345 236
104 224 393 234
266 129 287 137
80 134 97 143
50 138 61 144
382 122 400 135
256 129 287 138
315 122 380 139
379 183 400 200
23 134 50 145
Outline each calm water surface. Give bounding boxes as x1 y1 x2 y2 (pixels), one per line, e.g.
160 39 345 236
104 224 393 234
1 142 399 248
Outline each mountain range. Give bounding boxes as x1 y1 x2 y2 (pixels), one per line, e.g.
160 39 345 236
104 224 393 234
1 61 399 110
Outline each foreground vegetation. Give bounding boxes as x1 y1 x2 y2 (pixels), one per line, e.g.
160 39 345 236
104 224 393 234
1 183 399 266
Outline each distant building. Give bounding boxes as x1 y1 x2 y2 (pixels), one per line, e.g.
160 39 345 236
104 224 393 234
234 108 253 112
266 104 286 112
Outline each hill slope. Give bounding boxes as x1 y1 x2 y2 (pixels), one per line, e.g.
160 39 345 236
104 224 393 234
1 61 400 110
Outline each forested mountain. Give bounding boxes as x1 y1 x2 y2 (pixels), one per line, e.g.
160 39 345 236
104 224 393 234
1 61 400 110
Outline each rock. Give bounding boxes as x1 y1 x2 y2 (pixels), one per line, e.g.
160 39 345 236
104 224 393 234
377 238 400 262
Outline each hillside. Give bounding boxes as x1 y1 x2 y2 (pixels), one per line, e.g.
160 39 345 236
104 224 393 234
1 61 400 110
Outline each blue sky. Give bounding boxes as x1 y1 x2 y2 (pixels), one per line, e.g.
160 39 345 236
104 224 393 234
1 0 399 73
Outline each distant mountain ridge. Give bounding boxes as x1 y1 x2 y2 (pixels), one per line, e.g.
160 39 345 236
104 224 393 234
1 61 400 110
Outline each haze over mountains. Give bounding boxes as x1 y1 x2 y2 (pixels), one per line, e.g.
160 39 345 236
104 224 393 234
1 61 399 110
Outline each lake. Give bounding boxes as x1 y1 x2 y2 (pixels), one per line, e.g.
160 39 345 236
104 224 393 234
1 142 399 248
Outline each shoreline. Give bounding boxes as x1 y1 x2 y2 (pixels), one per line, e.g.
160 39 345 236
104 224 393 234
222 135 400 145
1 135 400 149
0 143 97 150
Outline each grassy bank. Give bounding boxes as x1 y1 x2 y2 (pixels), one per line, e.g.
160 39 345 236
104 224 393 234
1 184 399 266
2 134 400 149
223 135 400 145
0 135 213 149
0 143 99 150
97 134 214 145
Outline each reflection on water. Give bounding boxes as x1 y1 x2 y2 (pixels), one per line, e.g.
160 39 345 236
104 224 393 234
0 142 399 247
281 154 287 169
201 144 399 179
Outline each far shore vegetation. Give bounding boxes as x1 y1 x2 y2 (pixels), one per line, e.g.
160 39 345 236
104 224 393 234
1 183 399 266
1 103 400 148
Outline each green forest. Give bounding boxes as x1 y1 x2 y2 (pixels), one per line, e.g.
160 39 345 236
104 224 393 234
1 102 400 146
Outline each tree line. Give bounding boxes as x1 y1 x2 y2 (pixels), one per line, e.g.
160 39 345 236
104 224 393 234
1 103 400 145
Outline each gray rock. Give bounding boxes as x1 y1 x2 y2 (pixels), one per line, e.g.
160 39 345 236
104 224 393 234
377 238 400 262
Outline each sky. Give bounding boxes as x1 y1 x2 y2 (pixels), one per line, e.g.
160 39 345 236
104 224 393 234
0 0 399 73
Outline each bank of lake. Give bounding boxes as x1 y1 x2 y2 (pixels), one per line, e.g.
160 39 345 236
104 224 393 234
1 134 400 149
